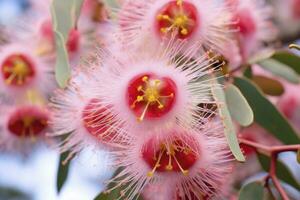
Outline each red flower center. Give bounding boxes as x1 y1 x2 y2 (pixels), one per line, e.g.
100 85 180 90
155 0 198 39
233 10 257 37
7 106 48 138
1 54 35 86
142 138 198 177
82 98 115 142
38 19 81 55
127 73 176 122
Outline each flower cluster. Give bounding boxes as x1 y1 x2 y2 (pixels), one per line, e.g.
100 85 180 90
2 0 293 199
49 0 277 199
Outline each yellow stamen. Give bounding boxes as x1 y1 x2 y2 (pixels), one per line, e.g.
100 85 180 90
172 153 189 176
156 0 192 36
131 76 174 122
3 58 31 85
147 148 164 177
165 146 175 171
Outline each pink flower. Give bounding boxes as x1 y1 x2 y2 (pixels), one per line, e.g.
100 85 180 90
118 0 234 54
228 0 277 61
49 68 124 156
277 83 300 132
9 0 102 66
273 0 300 37
81 0 108 23
0 102 50 153
0 43 55 99
86 39 221 141
107 121 233 200
50 38 222 160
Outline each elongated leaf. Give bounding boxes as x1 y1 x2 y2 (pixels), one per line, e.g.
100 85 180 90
243 66 253 79
252 75 285 96
212 84 245 162
257 154 300 191
234 77 300 145
258 59 299 84
225 84 254 126
52 0 84 39
0 187 31 200
239 181 264 200
248 49 275 64
297 150 300 164
51 0 84 88
57 151 72 193
54 31 71 88
271 51 300 74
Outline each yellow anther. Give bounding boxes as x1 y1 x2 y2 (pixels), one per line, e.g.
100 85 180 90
154 80 161 85
174 16 186 26
182 170 189 176
160 28 168 33
177 0 183 6
137 96 144 102
165 164 173 171
147 172 154 177
158 104 164 109
137 85 143 91
142 76 148 82
157 14 163 20
181 28 188 35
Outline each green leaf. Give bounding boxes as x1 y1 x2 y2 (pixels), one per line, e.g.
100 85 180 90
212 84 245 162
51 0 84 39
271 51 300 75
248 49 275 64
252 75 285 96
0 187 31 200
56 151 72 193
225 84 254 126
257 154 300 191
239 181 264 200
243 66 253 79
51 0 84 88
234 77 300 145
54 31 71 88
297 149 300 164
258 58 300 84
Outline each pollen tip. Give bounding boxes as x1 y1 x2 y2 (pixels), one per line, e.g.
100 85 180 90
147 172 154 177
182 170 189 176
181 28 188 35
142 76 148 82
137 117 143 122
165 165 173 171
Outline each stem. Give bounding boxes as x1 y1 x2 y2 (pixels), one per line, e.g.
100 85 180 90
239 138 300 200
239 138 300 154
